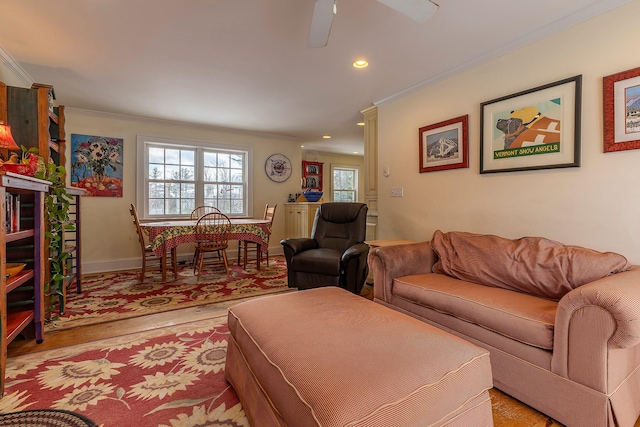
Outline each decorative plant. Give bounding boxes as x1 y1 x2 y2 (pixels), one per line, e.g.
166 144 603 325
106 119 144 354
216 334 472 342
43 162 74 318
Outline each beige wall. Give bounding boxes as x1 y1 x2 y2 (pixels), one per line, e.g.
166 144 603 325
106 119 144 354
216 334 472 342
65 109 304 273
377 1 640 263
302 150 365 201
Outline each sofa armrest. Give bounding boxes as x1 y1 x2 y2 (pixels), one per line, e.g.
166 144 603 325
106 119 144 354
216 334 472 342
552 266 640 389
368 241 435 302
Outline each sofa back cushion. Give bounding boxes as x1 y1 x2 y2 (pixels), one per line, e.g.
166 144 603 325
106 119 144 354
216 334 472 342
430 230 631 300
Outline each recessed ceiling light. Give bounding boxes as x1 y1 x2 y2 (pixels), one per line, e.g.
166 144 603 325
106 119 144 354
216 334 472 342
353 59 368 69
322 135 332 139
353 151 359 154
301 145 304 148
356 122 365 126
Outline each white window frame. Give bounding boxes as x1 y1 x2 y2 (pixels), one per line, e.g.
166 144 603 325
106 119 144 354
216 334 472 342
136 135 253 219
331 164 359 202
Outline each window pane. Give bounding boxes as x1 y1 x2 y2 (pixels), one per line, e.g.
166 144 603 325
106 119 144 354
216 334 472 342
231 200 243 213
144 142 248 218
165 183 180 198
203 167 216 181
149 165 164 180
182 183 195 198
181 199 195 214
180 166 195 181
149 182 164 198
149 199 164 215
217 153 230 168
204 152 216 167
333 167 358 202
149 147 165 163
166 149 180 165
165 198 179 215
164 165 180 180
230 185 243 199
217 168 230 182
181 150 195 166
230 169 243 182
204 184 217 198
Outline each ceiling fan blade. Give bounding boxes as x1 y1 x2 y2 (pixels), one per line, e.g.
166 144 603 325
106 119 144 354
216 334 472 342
308 0 336 48
376 0 438 23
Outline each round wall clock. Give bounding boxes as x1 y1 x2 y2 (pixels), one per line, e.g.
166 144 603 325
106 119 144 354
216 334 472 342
265 154 292 182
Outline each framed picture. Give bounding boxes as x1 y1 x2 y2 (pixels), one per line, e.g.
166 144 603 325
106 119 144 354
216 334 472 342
603 66 640 153
480 75 581 174
70 134 123 197
419 115 468 173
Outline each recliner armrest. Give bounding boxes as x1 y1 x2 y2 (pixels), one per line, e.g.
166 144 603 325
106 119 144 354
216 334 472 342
280 238 318 255
341 242 370 263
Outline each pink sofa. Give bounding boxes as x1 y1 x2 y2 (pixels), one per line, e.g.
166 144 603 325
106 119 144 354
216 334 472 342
369 230 640 427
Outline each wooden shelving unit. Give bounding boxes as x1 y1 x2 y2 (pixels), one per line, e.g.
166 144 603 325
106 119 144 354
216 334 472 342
302 160 323 191
0 82 66 177
58 186 84 314
0 172 49 395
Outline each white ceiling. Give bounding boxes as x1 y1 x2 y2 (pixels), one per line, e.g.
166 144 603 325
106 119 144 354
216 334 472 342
0 0 631 155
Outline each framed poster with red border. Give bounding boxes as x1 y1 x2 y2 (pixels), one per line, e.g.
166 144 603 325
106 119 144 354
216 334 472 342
419 115 469 173
603 66 640 153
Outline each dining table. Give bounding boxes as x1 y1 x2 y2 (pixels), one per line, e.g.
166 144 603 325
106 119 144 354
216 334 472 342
140 218 272 282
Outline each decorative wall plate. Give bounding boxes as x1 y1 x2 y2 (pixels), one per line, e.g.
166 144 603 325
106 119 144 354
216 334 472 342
265 154 292 182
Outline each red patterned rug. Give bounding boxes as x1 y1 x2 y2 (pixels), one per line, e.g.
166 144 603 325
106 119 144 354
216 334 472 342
1 315 249 426
47 256 289 331
2 313 565 427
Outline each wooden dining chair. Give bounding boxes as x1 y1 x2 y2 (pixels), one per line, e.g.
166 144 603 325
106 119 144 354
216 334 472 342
129 204 178 283
238 204 277 270
193 211 232 278
190 206 221 264
190 205 221 220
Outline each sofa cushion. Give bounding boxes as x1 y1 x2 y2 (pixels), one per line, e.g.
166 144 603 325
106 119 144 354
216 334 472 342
430 230 631 300
393 273 557 350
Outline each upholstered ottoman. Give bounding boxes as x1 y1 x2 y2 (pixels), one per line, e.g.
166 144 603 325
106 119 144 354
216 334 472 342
225 287 494 427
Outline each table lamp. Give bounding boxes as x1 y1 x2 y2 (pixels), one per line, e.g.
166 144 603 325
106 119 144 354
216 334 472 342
0 122 20 161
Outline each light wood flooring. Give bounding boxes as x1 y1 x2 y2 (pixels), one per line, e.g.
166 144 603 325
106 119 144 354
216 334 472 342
7 297 246 358
8 281 373 357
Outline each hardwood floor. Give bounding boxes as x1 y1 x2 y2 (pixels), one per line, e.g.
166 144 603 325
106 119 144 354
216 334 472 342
7 298 247 357
7 283 369 357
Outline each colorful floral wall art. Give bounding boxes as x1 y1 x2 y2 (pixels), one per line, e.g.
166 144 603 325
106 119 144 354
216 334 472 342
70 134 123 197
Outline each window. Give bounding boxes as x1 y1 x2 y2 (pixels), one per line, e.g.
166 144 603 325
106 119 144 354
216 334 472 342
332 166 358 202
137 135 252 219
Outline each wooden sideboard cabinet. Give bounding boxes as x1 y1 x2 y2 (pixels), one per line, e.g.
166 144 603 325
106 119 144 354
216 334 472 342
0 172 49 395
284 203 321 238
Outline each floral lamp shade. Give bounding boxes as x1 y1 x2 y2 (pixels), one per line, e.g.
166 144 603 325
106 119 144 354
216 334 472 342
0 123 20 151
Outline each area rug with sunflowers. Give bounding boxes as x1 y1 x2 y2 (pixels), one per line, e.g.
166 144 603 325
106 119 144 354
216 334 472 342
1 314 564 427
47 256 289 332
1 315 247 427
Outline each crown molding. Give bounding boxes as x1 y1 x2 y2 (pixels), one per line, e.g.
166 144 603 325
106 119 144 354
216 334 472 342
0 45 33 87
65 107 303 142
374 0 633 107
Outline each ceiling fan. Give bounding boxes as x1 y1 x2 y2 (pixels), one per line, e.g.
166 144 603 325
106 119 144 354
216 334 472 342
308 0 439 48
